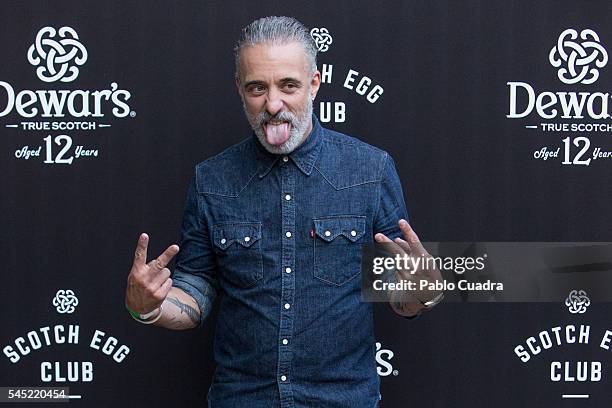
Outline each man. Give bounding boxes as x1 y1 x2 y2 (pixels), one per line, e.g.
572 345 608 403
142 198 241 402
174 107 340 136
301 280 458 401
125 16 441 407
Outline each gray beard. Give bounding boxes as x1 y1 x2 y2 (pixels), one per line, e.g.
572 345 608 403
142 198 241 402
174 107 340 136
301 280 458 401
243 97 313 155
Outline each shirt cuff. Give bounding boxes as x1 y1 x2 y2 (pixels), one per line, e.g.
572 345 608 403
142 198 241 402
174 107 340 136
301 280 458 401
171 270 215 328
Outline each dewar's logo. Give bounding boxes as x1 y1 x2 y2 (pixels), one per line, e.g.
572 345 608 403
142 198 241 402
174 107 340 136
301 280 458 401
4 26 136 165
549 29 608 85
1 26 131 119
507 28 610 122
27 27 87 83
506 28 612 166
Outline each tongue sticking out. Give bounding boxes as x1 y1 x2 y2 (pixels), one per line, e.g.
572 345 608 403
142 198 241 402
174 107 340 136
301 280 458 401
264 122 290 146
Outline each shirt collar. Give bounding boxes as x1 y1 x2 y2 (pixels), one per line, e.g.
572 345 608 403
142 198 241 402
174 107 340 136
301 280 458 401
255 114 323 178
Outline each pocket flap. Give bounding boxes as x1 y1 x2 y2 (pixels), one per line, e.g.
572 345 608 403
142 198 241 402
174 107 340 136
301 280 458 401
313 216 366 243
213 222 262 250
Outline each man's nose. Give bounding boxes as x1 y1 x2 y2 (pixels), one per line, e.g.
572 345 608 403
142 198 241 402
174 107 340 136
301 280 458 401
265 90 284 116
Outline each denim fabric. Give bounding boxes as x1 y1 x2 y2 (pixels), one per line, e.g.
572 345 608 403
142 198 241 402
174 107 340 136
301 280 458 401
172 116 408 408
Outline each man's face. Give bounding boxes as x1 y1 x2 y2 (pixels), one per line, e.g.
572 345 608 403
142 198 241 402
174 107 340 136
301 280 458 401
237 41 321 154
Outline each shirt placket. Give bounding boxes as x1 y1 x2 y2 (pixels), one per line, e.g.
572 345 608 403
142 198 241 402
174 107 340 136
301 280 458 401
277 154 296 408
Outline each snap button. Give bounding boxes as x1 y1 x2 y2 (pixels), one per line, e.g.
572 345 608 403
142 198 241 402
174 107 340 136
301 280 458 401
350 230 357 237
324 230 331 237
284 303 291 309
285 267 291 273
244 236 250 242
286 231 292 238
285 194 291 201
282 156 289 162
220 238 226 245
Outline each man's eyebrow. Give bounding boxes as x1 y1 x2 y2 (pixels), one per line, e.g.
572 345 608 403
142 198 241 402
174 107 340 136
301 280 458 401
279 77 303 85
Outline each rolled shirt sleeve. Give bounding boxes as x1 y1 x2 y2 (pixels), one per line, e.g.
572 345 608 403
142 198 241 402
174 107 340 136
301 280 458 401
374 153 409 240
172 176 219 327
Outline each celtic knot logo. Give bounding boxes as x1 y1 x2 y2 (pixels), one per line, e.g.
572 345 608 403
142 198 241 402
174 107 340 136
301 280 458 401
565 289 591 314
52 289 79 314
549 29 608 85
310 28 333 53
27 26 88 83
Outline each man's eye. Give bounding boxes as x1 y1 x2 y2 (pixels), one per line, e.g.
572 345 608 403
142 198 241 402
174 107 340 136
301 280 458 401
248 85 266 94
283 83 298 91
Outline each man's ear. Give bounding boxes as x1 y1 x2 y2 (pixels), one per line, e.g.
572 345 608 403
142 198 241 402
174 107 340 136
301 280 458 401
310 70 321 99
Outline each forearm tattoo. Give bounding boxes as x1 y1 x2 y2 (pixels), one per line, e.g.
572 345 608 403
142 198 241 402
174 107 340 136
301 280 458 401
166 297 200 325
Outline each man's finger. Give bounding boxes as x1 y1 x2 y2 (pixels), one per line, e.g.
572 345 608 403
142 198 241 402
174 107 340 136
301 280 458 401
375 233 406 258
133 233 149 266
394 237 412 254
149 244 180 271
398 219 419 242
398 220 427 255
150 267 172 291
374 233 393 243
153 278 173 301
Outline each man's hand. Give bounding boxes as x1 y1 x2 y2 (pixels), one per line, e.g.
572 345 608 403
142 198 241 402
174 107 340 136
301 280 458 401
375 220 443 317
125 233 179 315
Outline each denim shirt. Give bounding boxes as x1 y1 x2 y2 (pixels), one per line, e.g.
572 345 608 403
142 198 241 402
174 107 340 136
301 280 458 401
172 116 408 408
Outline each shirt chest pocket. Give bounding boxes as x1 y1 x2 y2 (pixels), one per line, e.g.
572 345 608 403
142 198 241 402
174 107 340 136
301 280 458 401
213 222 263 288
313 215 366 286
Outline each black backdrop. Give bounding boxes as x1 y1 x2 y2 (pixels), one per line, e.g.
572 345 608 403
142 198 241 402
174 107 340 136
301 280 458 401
1 1 612 407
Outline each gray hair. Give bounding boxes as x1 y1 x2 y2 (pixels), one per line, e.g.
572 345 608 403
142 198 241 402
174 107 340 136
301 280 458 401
234 16 318 78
